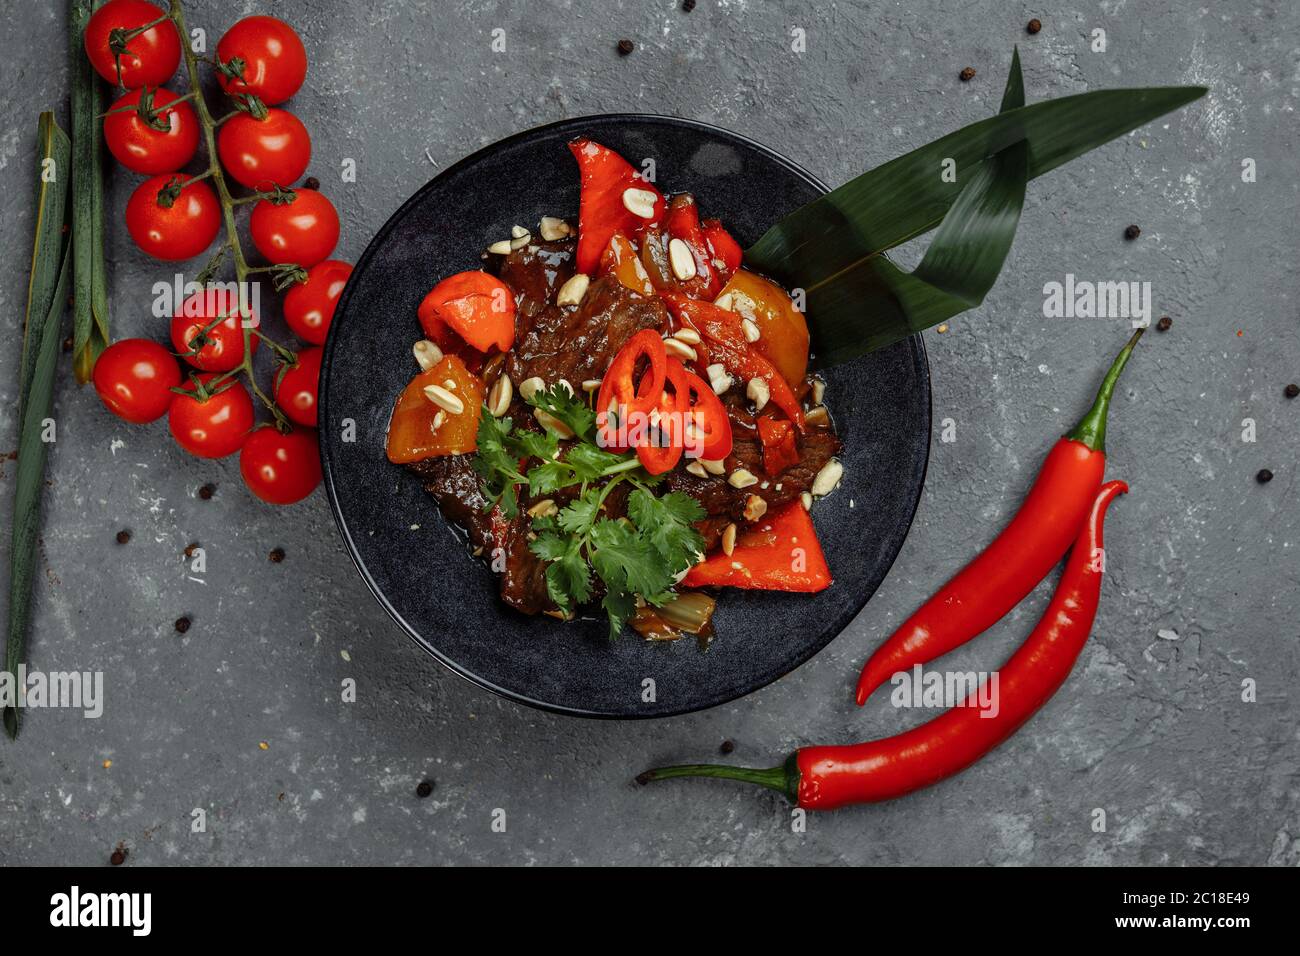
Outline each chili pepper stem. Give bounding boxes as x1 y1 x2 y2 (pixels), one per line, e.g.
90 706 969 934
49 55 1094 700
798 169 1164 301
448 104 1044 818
637 754 800 803
1065 327 1143 453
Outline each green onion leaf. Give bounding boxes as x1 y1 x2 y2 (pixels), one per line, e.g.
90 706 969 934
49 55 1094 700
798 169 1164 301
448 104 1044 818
6 113 72 739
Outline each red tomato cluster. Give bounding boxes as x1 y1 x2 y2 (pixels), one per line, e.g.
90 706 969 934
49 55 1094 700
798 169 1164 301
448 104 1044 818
87 3 348 506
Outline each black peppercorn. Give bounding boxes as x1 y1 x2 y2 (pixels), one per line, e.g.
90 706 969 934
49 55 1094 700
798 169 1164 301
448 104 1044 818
959 67 976 82
1285 383 1299 399
682 0 696 10
174 616 191 634
115 529 131 545
416 780 434 798
184 542 200 558
617 38 634 56
269 547 285 563
198 483 216 500
1124 224 1141 240
1156 316 1172 332
302 176 320 191
1256 469 1273 484
109 849 126 866
1027 18 1042 34
720 739 736 755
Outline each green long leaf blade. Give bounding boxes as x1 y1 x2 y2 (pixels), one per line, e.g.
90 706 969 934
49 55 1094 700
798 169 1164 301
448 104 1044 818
21 115 71 421
7 113 72 737
70 0 109 384
744 57 1205 363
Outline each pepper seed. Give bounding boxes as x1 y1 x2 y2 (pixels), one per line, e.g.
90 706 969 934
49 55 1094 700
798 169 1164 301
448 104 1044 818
198 483 216 500
1156 316 1172 332
269 547 285 563
174 616 191 634
416 779 434 798
109 848 126 866
720 739 735 755
1284 383 1298 399
617 38 634 56
1027 18 1042 34
1124 224 1141 240
115 529 131 545
959 67 976 82
682 0 696 11
1256 468 1273 484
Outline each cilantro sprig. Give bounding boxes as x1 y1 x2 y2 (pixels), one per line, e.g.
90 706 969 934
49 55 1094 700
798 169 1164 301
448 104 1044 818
471 382 705 637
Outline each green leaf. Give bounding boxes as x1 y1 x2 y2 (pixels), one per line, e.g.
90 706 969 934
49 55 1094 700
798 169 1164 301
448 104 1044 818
70 0 110 384
589 519 675 606
527 384 596 442
7 113 72 739
601 590 637 641
627 488 706 574
744 48 1206 364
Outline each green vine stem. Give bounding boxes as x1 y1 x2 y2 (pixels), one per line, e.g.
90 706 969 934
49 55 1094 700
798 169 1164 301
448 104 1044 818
149 0 301 431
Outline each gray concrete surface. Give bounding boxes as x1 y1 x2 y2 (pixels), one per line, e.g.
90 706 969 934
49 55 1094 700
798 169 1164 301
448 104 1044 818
0 0 1296 866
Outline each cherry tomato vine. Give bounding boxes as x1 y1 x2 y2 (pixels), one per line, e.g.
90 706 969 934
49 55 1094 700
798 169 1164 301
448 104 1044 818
90 0 336 504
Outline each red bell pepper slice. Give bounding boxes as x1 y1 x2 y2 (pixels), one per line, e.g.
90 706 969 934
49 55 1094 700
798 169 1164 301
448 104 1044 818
757 415 800 476
671 359 733 462
418 271 516 353
684 501 832 592
569 138 665 276
701 218 742 277
596 329 668 452
664 195 722 299
662 293 805 429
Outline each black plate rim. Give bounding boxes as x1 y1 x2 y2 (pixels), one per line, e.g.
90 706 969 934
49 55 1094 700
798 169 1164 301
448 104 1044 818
319 112 932 719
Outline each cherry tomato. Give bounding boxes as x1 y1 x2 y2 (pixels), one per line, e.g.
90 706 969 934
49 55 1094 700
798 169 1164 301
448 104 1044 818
216 16 307 106
92 338 181 424
249 189 339 268
273 347 321 427
103 86 198 174
239 426 322 504
170 287 259 372
85 0 181 89
216 108 311 189
168 373 255 459
283 260 351 345
125 174 221 261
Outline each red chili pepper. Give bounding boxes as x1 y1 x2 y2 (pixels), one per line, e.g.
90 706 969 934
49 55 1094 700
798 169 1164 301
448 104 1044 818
642 480 1126 809
664 195 722 298
662 293 805 429
672 360 733 462
569 138 665 275
854 329 1142 705
596 329 668 452
756 415 800 476
418 271 516 353
637 361 686 475
701 218 742 276
684 500 832 592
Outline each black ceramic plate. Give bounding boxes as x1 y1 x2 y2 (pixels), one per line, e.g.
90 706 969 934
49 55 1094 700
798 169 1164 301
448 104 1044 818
320 115 930 718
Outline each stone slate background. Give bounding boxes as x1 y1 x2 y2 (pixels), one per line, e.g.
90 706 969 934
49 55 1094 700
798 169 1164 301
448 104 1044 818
0 0 1296 866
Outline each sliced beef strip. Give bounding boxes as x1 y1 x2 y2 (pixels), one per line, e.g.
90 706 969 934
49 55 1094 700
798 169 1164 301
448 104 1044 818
666 400 841 543
505 274 669 387
407 455 494 552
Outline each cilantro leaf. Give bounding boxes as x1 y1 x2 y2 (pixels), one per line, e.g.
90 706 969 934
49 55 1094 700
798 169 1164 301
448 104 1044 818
528 384 597 442
627 489 706 574
472 409 526 516
601 590 637 641
530 532 591 612
589 518 676 605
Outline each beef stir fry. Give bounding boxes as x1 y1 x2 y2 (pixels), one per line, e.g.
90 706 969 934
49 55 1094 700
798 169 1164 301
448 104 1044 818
387 139 843 640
